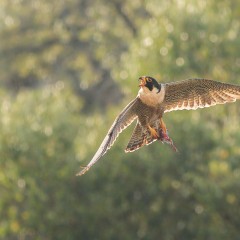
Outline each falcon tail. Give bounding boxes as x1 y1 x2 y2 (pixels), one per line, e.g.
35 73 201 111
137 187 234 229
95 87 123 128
125 122 157 152
125 120 178 153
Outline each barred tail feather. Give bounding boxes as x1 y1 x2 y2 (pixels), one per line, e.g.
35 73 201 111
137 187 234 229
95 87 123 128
125 122 157 152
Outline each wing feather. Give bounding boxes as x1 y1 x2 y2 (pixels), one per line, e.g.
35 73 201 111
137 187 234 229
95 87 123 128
162 78 240 112
77 97 141 176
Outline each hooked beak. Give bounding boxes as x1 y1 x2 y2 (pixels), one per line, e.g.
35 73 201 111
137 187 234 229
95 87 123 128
138 77 146 87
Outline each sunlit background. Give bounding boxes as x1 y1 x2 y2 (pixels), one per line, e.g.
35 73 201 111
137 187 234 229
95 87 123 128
1 0 240 239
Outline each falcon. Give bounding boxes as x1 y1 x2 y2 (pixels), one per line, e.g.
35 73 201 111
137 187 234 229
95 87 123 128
77 76 240 176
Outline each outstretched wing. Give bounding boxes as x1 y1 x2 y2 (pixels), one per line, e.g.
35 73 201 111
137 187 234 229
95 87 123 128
77 97 142 176
162 78 240 113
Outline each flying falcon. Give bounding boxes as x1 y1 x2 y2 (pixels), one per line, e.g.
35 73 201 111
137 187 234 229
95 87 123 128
77 76 240 176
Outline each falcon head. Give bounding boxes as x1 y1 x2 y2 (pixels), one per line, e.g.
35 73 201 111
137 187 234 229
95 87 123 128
139 76 161 93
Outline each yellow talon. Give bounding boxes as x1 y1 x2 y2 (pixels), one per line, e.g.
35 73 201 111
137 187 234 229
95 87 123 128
148 124 159 139
160 118 167 136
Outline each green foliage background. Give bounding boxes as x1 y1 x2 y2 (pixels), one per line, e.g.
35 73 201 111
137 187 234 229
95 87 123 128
1 0 240 239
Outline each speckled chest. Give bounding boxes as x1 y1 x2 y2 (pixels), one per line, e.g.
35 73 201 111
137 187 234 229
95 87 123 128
135 100 163 126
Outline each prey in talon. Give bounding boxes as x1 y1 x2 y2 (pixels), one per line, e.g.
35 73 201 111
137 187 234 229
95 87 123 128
77 76 240 176
148 120 178 152
158 128 178 152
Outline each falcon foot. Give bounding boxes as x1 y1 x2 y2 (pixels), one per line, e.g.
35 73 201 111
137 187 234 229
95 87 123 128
147 122 178 152
158 128 178 152
148 124 159 139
